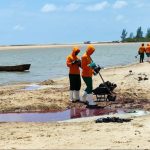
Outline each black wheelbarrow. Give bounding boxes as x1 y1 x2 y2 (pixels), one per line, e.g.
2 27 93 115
88 62 117 102
92 69 117 102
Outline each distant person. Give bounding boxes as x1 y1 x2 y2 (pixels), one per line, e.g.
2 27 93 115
66 47 81 102
81 45 97 107
145 44 150 62
138 43 145 63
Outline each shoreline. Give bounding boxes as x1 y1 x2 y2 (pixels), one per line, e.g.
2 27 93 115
0 62 150 113
0 62 145 86
0 42 144 51
0 62 143 86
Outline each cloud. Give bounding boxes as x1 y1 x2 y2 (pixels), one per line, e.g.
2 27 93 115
85 1 109 11
13 24 24 31
41 4 57 13
113 0 128 9
65 3 81 12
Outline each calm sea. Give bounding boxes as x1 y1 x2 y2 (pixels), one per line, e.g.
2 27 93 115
0 43 141 85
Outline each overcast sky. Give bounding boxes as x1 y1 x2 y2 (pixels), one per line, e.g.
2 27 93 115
0 0 150 45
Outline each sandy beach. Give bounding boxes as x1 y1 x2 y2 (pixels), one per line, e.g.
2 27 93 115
0 42 140 51
1 0 150 148
0 62 150 149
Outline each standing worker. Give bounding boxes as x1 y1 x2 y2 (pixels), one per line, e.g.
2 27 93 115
81 45 97 107
145 44 150 62
138 43 145 63
66 47 81 102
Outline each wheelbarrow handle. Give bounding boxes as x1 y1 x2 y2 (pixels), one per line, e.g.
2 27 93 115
98 72 105 83
98 72 112 94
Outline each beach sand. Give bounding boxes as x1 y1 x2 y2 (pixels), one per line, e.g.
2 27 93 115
0 115 150 149
0 62 150 149
0 42 138 51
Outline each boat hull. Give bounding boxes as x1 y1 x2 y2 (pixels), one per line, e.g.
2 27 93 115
0 64 31 72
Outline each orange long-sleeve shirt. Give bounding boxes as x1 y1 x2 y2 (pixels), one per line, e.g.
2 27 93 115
66 47 80 75
81 45 95 77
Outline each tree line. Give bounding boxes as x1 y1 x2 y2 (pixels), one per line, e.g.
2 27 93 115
120 27 150 42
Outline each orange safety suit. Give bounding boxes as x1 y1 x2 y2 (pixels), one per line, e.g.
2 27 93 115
145 44 150 53
81 45 95 77
66 47 80 75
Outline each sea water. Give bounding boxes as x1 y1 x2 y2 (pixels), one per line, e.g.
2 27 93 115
0 43 141 85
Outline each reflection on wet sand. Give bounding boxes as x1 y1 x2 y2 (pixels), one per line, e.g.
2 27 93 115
0 107 148 122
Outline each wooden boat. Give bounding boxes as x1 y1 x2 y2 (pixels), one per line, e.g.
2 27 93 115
0 64 31 72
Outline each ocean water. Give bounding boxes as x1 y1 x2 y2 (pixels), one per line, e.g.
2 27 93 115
0 43 141 85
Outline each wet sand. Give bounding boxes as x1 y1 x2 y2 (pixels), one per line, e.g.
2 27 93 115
0 62 150 113
0 62 150 149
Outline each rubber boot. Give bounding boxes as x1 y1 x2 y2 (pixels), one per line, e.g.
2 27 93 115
147 57 149 62
86 94 96 105
74 91 80 101
80 91 87 103
86 94 97 108
69 90 74 102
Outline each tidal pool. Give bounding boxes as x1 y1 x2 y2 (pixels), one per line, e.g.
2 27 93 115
0 108 149 122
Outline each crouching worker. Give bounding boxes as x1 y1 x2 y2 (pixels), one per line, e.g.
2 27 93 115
66 47 81 102
81 45 97 107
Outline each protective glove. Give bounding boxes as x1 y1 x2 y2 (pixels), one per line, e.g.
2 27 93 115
93 65 101 75
72 59 81 66
88 62 96 69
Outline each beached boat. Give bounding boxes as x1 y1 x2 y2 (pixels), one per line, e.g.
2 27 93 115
0 64 31 72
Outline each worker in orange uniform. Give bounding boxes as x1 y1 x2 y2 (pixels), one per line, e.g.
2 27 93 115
66 47 81 102
138 43 145 63
145 44 150 62
81 45 97 107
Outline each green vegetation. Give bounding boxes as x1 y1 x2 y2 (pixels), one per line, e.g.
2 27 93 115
121 27 150 42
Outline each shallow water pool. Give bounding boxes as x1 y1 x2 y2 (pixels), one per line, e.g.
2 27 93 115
0 108 149 122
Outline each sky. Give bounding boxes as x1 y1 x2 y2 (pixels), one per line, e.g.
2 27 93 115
0 0 150 45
